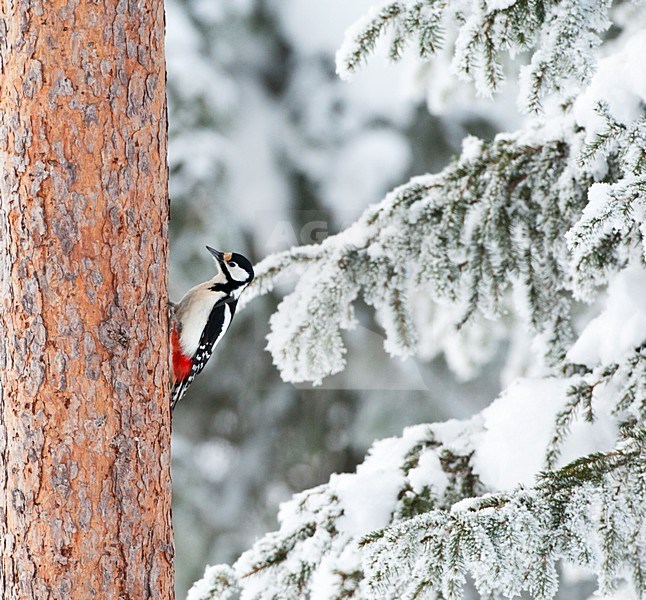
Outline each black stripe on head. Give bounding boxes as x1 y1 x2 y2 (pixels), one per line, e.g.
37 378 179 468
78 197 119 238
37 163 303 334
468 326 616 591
221 261 235 285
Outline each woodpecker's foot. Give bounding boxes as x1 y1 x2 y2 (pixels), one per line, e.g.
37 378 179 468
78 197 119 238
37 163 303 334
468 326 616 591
168 301 179 330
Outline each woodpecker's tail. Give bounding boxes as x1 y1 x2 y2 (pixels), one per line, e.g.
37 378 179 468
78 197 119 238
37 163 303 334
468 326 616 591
171 381 188 411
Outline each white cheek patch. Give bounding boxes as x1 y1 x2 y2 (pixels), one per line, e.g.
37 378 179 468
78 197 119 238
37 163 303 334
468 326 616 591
229 264 249 282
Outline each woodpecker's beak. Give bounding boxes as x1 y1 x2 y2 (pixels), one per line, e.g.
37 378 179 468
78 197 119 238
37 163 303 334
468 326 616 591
206 246 233 262
206 246 223 261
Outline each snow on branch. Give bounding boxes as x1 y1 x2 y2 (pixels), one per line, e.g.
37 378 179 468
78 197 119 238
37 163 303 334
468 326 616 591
241 29 646 387
242 130 591 384
567 179 646 299
567 100 646 297
547 344 646 469
192 356 644 599
187 565 239 600
362 432 645 600
191 16 646 600
566 32 646 296
336 0 612 111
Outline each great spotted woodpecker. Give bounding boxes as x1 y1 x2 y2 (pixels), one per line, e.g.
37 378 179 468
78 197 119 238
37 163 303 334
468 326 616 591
170 246 254 409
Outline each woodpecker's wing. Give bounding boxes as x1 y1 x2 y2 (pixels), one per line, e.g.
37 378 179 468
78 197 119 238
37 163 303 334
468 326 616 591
171 298 238 410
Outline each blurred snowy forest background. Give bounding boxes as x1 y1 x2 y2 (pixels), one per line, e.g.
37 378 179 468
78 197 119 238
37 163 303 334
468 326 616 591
167 0 505 595
166 1 646 599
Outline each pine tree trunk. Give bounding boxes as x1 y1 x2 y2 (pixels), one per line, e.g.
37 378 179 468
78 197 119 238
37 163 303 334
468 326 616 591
0 1 173 598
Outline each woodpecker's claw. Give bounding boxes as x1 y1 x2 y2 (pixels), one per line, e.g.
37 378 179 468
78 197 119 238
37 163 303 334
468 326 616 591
168 301 180 332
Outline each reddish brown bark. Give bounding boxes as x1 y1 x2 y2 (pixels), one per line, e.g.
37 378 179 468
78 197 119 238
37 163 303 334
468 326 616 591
0 1 173 598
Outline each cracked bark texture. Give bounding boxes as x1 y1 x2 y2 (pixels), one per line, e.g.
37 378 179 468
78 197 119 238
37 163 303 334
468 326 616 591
0 1 173 598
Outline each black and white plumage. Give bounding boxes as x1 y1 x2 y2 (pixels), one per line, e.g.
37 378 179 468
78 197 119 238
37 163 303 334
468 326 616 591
171 246 254 410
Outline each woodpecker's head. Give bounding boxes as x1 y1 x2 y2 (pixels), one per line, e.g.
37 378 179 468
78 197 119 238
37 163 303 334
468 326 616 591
206 246 254 293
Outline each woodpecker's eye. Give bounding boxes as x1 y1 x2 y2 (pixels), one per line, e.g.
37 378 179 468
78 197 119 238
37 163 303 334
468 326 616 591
229 262 237 268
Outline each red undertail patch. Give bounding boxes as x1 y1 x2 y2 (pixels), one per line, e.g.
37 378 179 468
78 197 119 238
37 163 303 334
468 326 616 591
171 328 193 383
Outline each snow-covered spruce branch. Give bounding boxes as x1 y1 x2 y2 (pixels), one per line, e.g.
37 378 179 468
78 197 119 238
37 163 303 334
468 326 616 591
362 433 645 600
189 356 644 599
566 102 646 298
336 0 612 111
191 420 488 599
547 344 646 468
240 29 646 386
243 114 646 385
241 131 592 384
567 178 646 298
187 565 240 600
